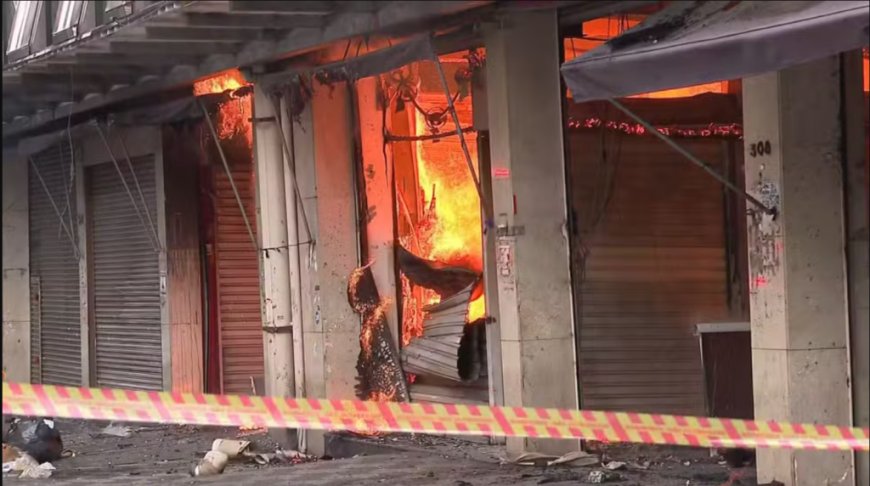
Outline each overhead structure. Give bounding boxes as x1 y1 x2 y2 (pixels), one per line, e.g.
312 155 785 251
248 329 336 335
561 1 870 102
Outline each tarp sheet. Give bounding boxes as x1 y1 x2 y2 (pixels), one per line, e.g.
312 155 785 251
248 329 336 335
561 1 870 102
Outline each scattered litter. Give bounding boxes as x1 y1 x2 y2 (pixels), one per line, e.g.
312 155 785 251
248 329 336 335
2 443 21 463
246 449 315 466
628 460 651 470
603 461 626 470
587 470 621 483
8 452 38 472
683 460 692 466
101 424 133 438
511 450 599 468
191 450 229 477
19 462 54 479
211 439 250 458
549 450 600 467
511 452 558 467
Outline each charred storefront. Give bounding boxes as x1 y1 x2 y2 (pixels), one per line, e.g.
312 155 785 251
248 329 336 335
340 47 495 405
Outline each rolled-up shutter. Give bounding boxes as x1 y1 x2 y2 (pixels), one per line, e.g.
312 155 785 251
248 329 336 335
214 158 263 394
88 156 163 390
28 144 82 385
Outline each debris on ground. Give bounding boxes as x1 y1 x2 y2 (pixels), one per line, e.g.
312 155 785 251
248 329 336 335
100 424 133 438
510 450 599 467
3 443 22 463
247 449 316 466
587 470 621 483
603 461 626 470
5 419 64 464
18 461 55 479
191 450 229 477
212 439 251 458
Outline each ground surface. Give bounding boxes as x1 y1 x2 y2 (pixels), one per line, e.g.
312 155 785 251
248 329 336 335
3 419 758 485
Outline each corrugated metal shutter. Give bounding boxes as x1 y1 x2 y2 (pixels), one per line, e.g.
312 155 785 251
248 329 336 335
214 159 263 394
88 157 163 390
28 144 82 385
569 133 730 416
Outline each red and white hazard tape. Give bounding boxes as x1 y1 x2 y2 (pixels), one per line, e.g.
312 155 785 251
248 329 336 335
3 382 868 451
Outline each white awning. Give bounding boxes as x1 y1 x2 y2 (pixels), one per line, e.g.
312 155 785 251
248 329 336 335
561 1 870 103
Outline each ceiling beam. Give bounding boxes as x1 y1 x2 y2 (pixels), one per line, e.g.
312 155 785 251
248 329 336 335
229 1 337 15
108 40 243 55
144 25 274 42
174 12 328 29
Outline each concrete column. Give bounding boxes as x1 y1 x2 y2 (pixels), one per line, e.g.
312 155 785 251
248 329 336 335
2 151 30 382
295 80 361 456
743 57 854 486
355 77 400 347
252 86 295 400
484 10 579 457
843 50 869 486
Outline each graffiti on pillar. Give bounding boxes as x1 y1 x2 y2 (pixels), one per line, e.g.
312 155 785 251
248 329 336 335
496 237 516 290
747 180 782 294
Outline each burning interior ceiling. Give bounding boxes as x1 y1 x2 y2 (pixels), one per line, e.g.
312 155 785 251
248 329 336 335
193 70 253 147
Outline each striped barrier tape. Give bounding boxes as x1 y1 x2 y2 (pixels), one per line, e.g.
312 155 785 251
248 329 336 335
2 382 868 451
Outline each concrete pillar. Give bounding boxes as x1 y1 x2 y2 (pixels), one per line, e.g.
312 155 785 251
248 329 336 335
2 151 30 382
295 80 361 456
843 50 869 486
743 57 854 486
484 10 579 457
252 86 295 400
355 77 400 347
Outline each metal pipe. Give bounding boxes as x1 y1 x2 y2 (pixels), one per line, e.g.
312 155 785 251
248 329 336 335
197 98 259 251
431 52 488 219
279 94 306 408
606 97 776 216
268 95 314 245
93 122 161 251
28 156 80 259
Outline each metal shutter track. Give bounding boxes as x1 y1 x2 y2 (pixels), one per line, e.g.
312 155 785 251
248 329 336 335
215 161 263 394
28 144 82 385
570 134 729 416
89 157 163 390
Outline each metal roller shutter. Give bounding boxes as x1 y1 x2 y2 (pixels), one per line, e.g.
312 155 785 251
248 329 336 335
28 143 82 385
569 133 730 416
214 160 264 393
214 159 263 394
88 157 163 390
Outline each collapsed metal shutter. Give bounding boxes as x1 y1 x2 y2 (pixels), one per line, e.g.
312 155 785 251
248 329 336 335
569 132 730 416
214 158 263 394
87 157 163 390
28 144 82 385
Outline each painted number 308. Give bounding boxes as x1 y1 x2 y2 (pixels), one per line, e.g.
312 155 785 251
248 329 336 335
749 140 772 157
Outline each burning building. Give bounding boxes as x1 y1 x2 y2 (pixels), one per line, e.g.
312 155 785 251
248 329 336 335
2 2 868 484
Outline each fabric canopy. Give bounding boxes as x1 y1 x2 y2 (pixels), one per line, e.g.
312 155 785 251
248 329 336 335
561 1 870 102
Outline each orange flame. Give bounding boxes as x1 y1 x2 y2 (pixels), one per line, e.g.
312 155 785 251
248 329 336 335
406 92 486 330
193 69 253 147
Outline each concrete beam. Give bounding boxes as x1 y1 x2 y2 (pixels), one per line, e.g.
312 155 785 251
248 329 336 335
843 50 869 486
252 85 295 442
2 151 30 382
356 77 400 349
743 56 855 486
484 9 579 457
295 80 361 456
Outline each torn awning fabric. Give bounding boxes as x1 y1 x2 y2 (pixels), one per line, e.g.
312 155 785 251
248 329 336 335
561 0 870 103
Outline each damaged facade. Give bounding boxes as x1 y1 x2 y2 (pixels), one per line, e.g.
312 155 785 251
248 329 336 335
2 2 868 485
